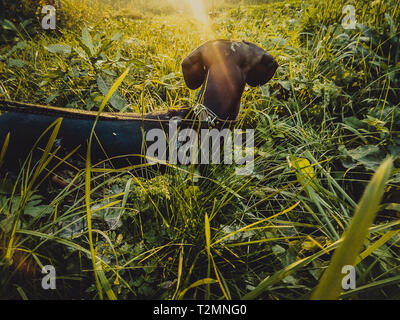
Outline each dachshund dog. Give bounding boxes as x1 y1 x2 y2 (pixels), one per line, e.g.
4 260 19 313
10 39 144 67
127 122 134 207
0 40 277 173
182 40 278 120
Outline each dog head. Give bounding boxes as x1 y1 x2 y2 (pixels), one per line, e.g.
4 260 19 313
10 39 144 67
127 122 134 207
182 40 277 89
181 40 278 119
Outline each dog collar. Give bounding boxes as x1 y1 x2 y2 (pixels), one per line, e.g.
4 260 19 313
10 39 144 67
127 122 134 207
192 103 219 126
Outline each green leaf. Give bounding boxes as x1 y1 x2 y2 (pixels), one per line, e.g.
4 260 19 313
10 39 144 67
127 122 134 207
278 80 291 91
45 44 72 55
8 59 26 68
340 145 384 171
111 32 123 42
96 74 128 111
81 26 94 56
23 195 52 218
261 84 270 97
343 117 365 129
160 72 176 83
1 19 18 32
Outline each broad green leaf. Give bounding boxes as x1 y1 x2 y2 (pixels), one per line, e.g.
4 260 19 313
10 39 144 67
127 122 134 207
81 26 94 56
8 59 26 68
96 74 127 111
45 44 72 55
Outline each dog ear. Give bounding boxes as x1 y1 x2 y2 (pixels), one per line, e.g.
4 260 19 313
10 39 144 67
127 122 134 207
181 46 207 90
246 52 278 87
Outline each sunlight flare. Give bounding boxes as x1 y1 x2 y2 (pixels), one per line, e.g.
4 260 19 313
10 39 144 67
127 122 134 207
185 0 214 38
187 0 209 25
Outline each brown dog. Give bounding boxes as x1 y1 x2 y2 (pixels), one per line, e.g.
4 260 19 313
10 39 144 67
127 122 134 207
182 40 278 120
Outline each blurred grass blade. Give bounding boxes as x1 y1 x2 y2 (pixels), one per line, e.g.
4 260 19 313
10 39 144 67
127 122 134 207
311 157 393 300
242 238 343 300
211 255 230 300
340 274 400 299
28 118 63 190
355 230 399 265
205 212 230 299
16 286 28 300
213 202 299 246
178 278 218 300
0 132 10 169
96 261 117 300
172 245 184 299
205 213 211 299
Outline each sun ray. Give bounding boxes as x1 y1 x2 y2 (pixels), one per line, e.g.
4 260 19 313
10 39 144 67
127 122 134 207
185 0 215 38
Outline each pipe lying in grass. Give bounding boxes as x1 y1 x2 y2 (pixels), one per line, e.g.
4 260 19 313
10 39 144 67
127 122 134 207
0 99 238 174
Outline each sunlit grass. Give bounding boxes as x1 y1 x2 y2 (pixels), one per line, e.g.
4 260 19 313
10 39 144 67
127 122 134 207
0 0 399 300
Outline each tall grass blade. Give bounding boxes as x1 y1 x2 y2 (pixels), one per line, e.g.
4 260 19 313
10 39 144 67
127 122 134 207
5 119 62 262
311 157 393 300
178 278 218 300
340 274 400 299
85 67 130 300
242 238 343 300
205 212 211 299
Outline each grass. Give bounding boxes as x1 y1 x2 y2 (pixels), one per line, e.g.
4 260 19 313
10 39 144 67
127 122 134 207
0 0 399 300
311 157 394 299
